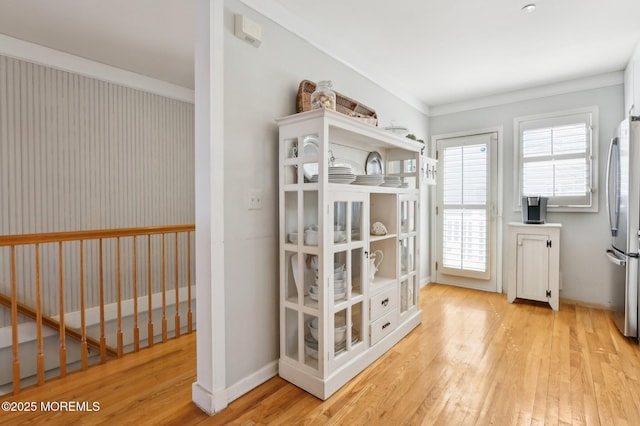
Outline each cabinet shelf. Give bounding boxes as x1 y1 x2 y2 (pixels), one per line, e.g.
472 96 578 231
370 233 397 243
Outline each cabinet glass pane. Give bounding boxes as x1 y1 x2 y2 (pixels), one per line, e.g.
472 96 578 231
400 199 417 234
299 134 319 183
350 247 363 298
350 302 363 348
306 254 319 309
303 191 318 246
351 201 363 242
286 251 300 302
304 313 319 369
283 165 299 185
285 192 298 241
285 308 298 361
334 202 347 244
400 276 416 313
400 237 416 275
333 309 347 357
333 251 348 304
284 137 298 160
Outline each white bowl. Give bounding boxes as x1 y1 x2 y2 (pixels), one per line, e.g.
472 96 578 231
334 288 347 301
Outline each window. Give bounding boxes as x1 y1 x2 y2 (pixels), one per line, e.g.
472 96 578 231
514 107 598 212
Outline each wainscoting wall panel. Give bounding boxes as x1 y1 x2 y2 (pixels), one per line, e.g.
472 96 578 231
0 55 195 326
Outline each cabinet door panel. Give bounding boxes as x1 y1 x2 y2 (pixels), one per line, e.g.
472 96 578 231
516 234 549 302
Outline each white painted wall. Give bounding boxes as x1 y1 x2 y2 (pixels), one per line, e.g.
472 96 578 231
429 85 624 308
222 0 429 388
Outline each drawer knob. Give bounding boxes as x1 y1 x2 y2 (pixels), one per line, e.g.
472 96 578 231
382 322 391 330
381 298 389 306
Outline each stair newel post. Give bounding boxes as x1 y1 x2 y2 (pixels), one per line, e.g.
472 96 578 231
58 241 66 377
10 245 20 394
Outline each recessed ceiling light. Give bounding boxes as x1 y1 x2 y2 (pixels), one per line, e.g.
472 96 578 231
522 3 537 13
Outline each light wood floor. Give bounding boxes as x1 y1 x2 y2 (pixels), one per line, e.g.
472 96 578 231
3 284 640 425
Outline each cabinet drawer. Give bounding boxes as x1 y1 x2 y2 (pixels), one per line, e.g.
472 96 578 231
370 310 397 346
370 286 397 321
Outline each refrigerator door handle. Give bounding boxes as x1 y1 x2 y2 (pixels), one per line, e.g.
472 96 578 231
606 249 626 266
606 136 619 237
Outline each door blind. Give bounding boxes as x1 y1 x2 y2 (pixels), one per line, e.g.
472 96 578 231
442 142 489 276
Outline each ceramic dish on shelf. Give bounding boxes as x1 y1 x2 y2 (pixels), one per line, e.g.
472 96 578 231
365 151 384 175
301 135 319 180
332 158 365 176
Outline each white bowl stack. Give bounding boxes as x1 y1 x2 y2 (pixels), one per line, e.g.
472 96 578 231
305 316 349 359
352 175 384 186
309 267 349 301
328 166 355 184
382 176 402 187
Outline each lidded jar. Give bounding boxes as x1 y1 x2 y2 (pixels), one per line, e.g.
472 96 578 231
310 80 336 110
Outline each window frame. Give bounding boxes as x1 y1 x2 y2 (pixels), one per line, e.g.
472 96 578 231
513 106 599 213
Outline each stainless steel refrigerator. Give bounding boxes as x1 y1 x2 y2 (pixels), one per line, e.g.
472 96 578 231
606 116 640 338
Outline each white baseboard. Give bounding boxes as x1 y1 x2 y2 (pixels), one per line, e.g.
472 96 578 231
421 276 431 288
192 382 229 415
192 361 277 416
226 361 278 403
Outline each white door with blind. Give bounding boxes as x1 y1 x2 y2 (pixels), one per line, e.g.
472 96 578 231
435 132 499 291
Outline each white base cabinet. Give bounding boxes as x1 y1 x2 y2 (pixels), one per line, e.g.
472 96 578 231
507 223 561 311
277 109 426 399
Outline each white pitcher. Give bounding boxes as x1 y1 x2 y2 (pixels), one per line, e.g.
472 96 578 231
369 250 383 283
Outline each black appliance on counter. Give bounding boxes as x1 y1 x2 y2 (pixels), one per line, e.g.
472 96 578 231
521 195 547 224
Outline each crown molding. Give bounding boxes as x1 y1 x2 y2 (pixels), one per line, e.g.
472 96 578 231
0 33 195 103
429 72 623 117
239 0 430 116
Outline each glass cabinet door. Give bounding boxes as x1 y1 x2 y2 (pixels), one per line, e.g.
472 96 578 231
327 192 368 370
399 194 419 318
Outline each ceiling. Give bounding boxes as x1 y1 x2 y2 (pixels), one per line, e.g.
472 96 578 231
1 0 639 110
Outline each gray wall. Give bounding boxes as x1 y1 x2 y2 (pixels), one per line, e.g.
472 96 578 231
429 85 624 307
222 0 429 386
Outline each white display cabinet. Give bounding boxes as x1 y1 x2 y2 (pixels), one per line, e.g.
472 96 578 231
278 109 427 399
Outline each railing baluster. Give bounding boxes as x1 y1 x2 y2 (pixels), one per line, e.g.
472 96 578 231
11 245 20 394
162 233 167 342
99 238 106 363
35 244 44 385
174 232 180 338
80 241 88 370
148 234 153 348
187 232 192 333
117 237 123 357
133 236 139 352
58 242 66 377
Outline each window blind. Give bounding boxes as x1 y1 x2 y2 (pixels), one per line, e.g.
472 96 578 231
517 110 594 208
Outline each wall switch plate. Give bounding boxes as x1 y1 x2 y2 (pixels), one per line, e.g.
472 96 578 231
247 189 262 210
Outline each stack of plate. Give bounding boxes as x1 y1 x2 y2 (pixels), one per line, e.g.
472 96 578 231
382 176 402 187
309 174 319 183
328 166 355 184
352 175 384 186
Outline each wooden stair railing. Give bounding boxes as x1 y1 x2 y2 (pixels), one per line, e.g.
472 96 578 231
0 224 195 395
0 293 118 357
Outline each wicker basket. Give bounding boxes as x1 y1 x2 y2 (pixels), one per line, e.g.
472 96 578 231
296 80 378 126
